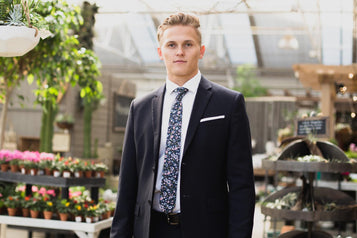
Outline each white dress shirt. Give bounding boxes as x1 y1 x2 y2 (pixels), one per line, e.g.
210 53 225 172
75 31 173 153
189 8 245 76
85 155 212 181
153 71 201 213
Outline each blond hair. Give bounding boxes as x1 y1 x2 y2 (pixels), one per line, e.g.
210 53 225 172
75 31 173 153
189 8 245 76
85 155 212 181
157 12 202 45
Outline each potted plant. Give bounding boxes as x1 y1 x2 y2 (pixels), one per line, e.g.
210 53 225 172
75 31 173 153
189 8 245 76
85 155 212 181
0 150 11 172
8 150 22 172
42 196 55 220
4 195 20 216
93 162 108 178
71 201 85 222
39 157 54 176
56 198 72 221
84 204 98 223
0 0 50 57
72 158 84 178
98 201 111 220
28 197 44 218
83 161 95 178
55 113 74 130
19 195 32 217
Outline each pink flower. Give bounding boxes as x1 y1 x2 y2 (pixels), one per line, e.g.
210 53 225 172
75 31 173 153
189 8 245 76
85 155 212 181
17 185 26 192
46 189 56 197
69 191 82 199
32 186 39 193
39 187 47 196
40 152 54 160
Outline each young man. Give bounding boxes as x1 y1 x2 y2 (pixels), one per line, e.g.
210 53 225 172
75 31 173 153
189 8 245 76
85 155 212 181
110 12 255 238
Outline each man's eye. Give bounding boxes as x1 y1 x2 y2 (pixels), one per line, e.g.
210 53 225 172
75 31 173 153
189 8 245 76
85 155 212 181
168 44 175 48
185 43 192 47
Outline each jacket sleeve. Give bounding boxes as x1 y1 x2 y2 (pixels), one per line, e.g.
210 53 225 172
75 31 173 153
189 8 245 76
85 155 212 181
110 101 138 238
227 94 255 238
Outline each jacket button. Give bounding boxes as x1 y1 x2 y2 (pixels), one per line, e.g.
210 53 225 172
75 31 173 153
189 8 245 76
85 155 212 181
183 194 190 199
182 162 186 166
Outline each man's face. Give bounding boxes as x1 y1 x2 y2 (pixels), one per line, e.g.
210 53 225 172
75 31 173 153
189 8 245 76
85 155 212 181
158 25 205 85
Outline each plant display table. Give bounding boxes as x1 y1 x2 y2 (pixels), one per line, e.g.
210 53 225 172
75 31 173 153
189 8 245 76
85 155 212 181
0 171 105 202
0 215 112 238
261 139 357 238
0 171 109 237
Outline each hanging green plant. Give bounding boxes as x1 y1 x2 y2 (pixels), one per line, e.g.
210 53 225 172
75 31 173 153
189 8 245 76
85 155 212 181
0 0 50 57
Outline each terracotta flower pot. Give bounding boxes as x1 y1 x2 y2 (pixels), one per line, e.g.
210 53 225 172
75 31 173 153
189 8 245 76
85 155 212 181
30 210 40 218
1 164 8 172
84 170 93 178
22 208 30 217
45 168 52 175
59 213 68 221
10 164 19 173
43 210 53 220
7 207 17 216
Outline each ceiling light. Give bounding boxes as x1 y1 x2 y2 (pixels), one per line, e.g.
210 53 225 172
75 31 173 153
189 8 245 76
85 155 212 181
278 34 299 50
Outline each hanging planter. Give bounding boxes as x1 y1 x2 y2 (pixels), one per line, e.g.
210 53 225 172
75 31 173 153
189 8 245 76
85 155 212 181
0 25 40 57
0 0 50 57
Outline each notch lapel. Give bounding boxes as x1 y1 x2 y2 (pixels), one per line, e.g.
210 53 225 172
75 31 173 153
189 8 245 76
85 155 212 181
152 86 165 164
183 77 212 156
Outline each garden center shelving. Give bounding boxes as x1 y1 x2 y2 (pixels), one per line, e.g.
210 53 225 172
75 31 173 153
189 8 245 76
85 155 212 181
261 138 357 238
0 171 109 238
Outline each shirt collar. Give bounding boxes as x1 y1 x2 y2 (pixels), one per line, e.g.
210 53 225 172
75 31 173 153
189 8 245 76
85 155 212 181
165 71 201 96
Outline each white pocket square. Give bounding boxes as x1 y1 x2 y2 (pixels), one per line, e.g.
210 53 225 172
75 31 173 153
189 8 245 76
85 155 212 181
200 115 225 123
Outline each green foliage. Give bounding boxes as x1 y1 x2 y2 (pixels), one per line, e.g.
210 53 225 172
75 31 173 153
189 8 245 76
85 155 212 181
233 64 268 97
77 1 98 50
0 0 47 28
0 0 103 153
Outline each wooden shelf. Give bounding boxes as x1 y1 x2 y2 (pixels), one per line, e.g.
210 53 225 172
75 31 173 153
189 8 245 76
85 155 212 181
0 171 105 187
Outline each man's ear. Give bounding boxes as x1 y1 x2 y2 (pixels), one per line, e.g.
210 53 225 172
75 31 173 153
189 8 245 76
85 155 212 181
199 45 206 59
157 47 163 60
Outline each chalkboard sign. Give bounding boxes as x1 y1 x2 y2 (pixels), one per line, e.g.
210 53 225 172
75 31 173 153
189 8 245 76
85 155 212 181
296 117 329 138
113 93 134 132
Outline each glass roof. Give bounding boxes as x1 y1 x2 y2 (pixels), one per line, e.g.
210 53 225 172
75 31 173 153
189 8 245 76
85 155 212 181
69 0 355 70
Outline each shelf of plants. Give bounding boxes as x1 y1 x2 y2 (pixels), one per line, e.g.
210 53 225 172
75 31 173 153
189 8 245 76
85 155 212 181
0 150 114 237
261 138 357 238
0 215 113 238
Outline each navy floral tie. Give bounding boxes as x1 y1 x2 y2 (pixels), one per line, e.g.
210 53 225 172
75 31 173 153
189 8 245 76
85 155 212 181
159 87 188 214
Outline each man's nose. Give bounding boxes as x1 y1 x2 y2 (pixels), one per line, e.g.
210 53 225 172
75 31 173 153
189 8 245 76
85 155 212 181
176 46 184 55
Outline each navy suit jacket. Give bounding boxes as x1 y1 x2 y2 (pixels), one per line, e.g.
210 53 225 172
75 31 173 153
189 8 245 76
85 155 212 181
110 76 255 238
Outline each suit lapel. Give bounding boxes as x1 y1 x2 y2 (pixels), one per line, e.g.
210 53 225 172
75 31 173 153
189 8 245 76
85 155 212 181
183 77 212 156
152 85 165 164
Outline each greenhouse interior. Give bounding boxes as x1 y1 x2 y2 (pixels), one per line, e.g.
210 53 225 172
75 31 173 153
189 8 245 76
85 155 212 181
2 0 357 237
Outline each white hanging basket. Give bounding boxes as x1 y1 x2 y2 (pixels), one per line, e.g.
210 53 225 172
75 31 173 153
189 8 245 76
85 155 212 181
0 25 40 57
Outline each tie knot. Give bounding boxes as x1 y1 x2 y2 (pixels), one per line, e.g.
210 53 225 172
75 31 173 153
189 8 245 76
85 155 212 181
174 87 188 101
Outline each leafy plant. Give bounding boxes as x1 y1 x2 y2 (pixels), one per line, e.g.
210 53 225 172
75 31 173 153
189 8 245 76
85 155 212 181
56 198 72 213
28 197 44 211
233 64 268 97
0 0 47 29
4 195 20 208
55 113 74 124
